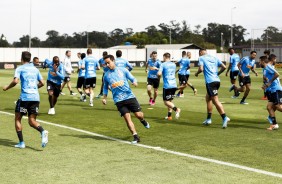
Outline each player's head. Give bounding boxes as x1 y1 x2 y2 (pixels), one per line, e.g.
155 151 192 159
77 52 81 59
104 55 115 70
33 57 39 65
259 56 268 68
228 48 235 55
53 56 60 65
182 51 186 57
151 51 157 60
163 52 171 61
81 53 86 60
66 50 71 57
187 52 191 59
103 51 108 57
116 50 122 57
264 49 270 56
199 48 207 56
21 51 31 63
268 54 277 64
250 51 257 59
87 48 92 55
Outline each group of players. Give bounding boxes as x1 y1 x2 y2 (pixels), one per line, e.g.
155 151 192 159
2 47 281 147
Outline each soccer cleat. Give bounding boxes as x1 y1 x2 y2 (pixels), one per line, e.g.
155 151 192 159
240 101 249 105
70 92 77 96
175 108 181 119
48 108 55 115
151 100 155 105
165 116 172 120
89 101 93 107
193 89 197 95
131 134 140 144
60 92 65 95
179 94 184 98
202 119 212 125
267 124 279 130
41 130 49 148
267 116 273 124
149 98 153 105
222 117 230 129
144 122 150 129
176 93 180 97
15 141 25 149
83 95 87 102
80 94 85 101
229 85 235 92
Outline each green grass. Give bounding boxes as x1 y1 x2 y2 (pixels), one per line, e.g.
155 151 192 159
1 67 282 183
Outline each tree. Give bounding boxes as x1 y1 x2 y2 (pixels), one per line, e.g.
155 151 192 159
0 34 9 47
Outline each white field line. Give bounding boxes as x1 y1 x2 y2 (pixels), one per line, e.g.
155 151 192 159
1 110 282 178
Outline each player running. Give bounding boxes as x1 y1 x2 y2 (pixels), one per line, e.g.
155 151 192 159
115 50 133 71
102 55 150 144
76 53 87 102
96 51 109 98
3 51 48 148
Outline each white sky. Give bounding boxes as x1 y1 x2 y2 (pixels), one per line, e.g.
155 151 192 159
1 0 282 43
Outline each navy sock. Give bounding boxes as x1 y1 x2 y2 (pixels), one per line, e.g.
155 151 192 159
172 107 177 111
36 126 44 133
207 113 212 119
17 131 23 142
168 112 172 117
221 113 226 120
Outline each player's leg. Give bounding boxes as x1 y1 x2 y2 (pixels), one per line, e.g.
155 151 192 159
240 82 251 104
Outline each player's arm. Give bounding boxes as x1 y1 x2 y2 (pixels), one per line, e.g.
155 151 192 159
55 65 65 79
237 59 245 77
145 60 149 73
38 79 45 88
195 59 203 77
127 61 133 72
225 62 231 76
251 64 258 76
3 77 19 91
218 63 226 76
125 69 137 86
102 76 109 105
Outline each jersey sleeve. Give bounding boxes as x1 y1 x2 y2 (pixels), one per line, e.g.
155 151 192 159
56 65 65 79
14 67 21 79
198 57 203 66
125 68 136 83
127 61 133 71
103 74 109 96
217 58 223 67
37 70 43 81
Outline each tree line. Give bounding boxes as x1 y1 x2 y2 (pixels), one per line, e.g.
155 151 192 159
0 20 281 52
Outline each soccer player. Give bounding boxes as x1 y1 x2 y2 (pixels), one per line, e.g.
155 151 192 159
261 49 271 100
61 50 77 96
76 53 87 102
115 50 133 71
96 51 109 98
102 55 150 144
195 48 230 128
157 52 181 120
261 54 281 130
176 51 197 97
225 48 240 97
32 57 40 66
3 51 48 148
82 48 100 107
146 51 161 105
234 51 258 104
44 56 65 115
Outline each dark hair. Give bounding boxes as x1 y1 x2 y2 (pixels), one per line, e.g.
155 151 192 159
163 52 171 58
152 51 157 55
199 48 206 54
264 49 270 55
21 51 31 62
250 51 257 55
33 57 39 61
182 51 186 55
268 54 276 61
259 56 268 62
103 51 108 56
65 50 71 55
228 48 234 52
81 53 86 60
116 50 122 57
104 55 115 61
87 48 92 54
53 56 59 62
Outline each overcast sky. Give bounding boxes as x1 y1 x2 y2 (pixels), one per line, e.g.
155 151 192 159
1 0 281 43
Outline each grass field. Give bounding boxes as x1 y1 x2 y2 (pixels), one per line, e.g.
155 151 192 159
1 67 282 183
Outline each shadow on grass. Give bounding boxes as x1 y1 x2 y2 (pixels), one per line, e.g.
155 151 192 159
59 134 133 143
0 138 43 151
